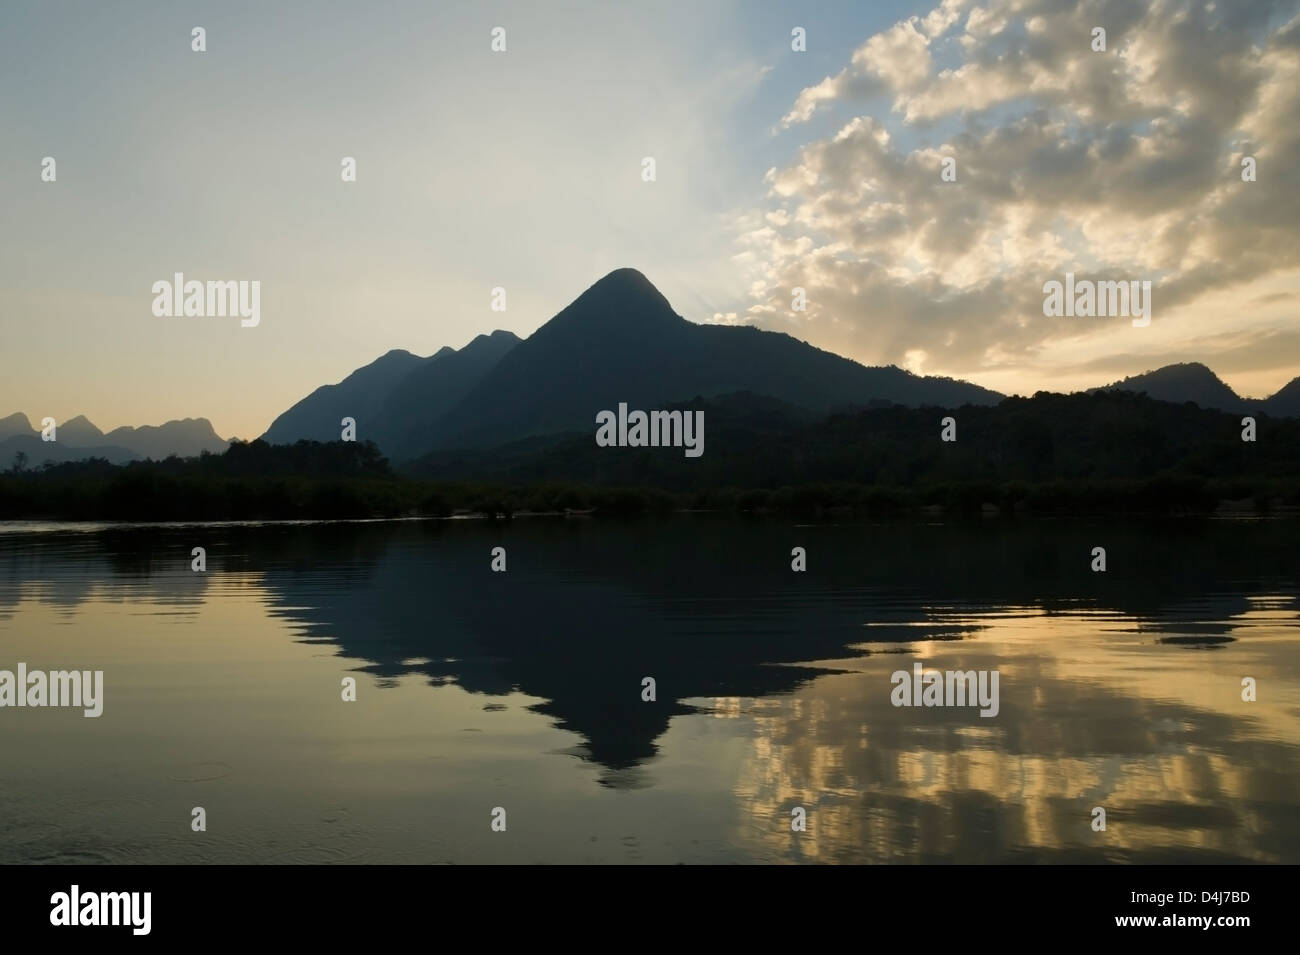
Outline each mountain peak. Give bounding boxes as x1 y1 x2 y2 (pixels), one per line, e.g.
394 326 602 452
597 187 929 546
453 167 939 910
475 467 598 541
1108 361 1219 383
1095 362 1242 410
462 330 521 353
549 268 682 334
59 415 105 443
592 267 654 289
0 412 34 438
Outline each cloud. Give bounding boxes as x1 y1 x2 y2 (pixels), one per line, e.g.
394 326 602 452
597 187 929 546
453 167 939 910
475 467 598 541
781 16 938 127
744 0 1300 384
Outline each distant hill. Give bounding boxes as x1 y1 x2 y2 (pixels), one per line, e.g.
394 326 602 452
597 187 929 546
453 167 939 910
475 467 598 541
1091 363 1300 418
1263 376 1300 417
57 414 104 446
103 418 229 459
0 413 35 440
1092 363 1248 411
0 414 228 465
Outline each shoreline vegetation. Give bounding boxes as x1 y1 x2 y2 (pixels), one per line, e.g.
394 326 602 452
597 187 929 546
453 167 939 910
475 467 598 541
2 452 1297 524
3 392 1298 522
2 474 1296 523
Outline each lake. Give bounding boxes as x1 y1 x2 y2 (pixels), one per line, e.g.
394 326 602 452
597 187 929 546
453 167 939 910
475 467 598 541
1 515 1297 864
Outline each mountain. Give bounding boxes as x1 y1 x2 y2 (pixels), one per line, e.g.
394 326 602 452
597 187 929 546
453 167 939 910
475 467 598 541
1092 363 1247 411
0 413 35 440
0 414 228 464
1264 377 1300 417
57 415 105 446
261 349 431 447
1094 364 1300 418
261 270 1300 465
259 334 522 459
369 331 520 458
260 269 1002 462
427 268 1002 451
103 418 229 459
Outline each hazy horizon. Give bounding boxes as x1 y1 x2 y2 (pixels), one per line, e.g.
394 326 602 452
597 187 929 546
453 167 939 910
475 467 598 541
4 0 1299 440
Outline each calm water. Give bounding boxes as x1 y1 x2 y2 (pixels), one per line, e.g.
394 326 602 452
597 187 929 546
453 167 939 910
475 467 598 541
0 516 1297 864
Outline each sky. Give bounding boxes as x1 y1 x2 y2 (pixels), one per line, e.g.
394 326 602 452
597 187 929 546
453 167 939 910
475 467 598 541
2 0 1298 440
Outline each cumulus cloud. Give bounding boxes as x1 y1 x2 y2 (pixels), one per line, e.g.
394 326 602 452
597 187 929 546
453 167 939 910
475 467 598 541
745 0 1300 385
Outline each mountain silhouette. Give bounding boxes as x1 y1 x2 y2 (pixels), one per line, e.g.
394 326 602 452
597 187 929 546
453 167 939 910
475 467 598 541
261 348 430 446
1093 363 1247 411
57 415 104 446
28 272 1295 471
429 268 1004 450
0 414 227 465
0 413 35 441
103 418 229 459
369 330 521 458
260 333 522 459
1263 376 1300 417
261 268 1005 462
